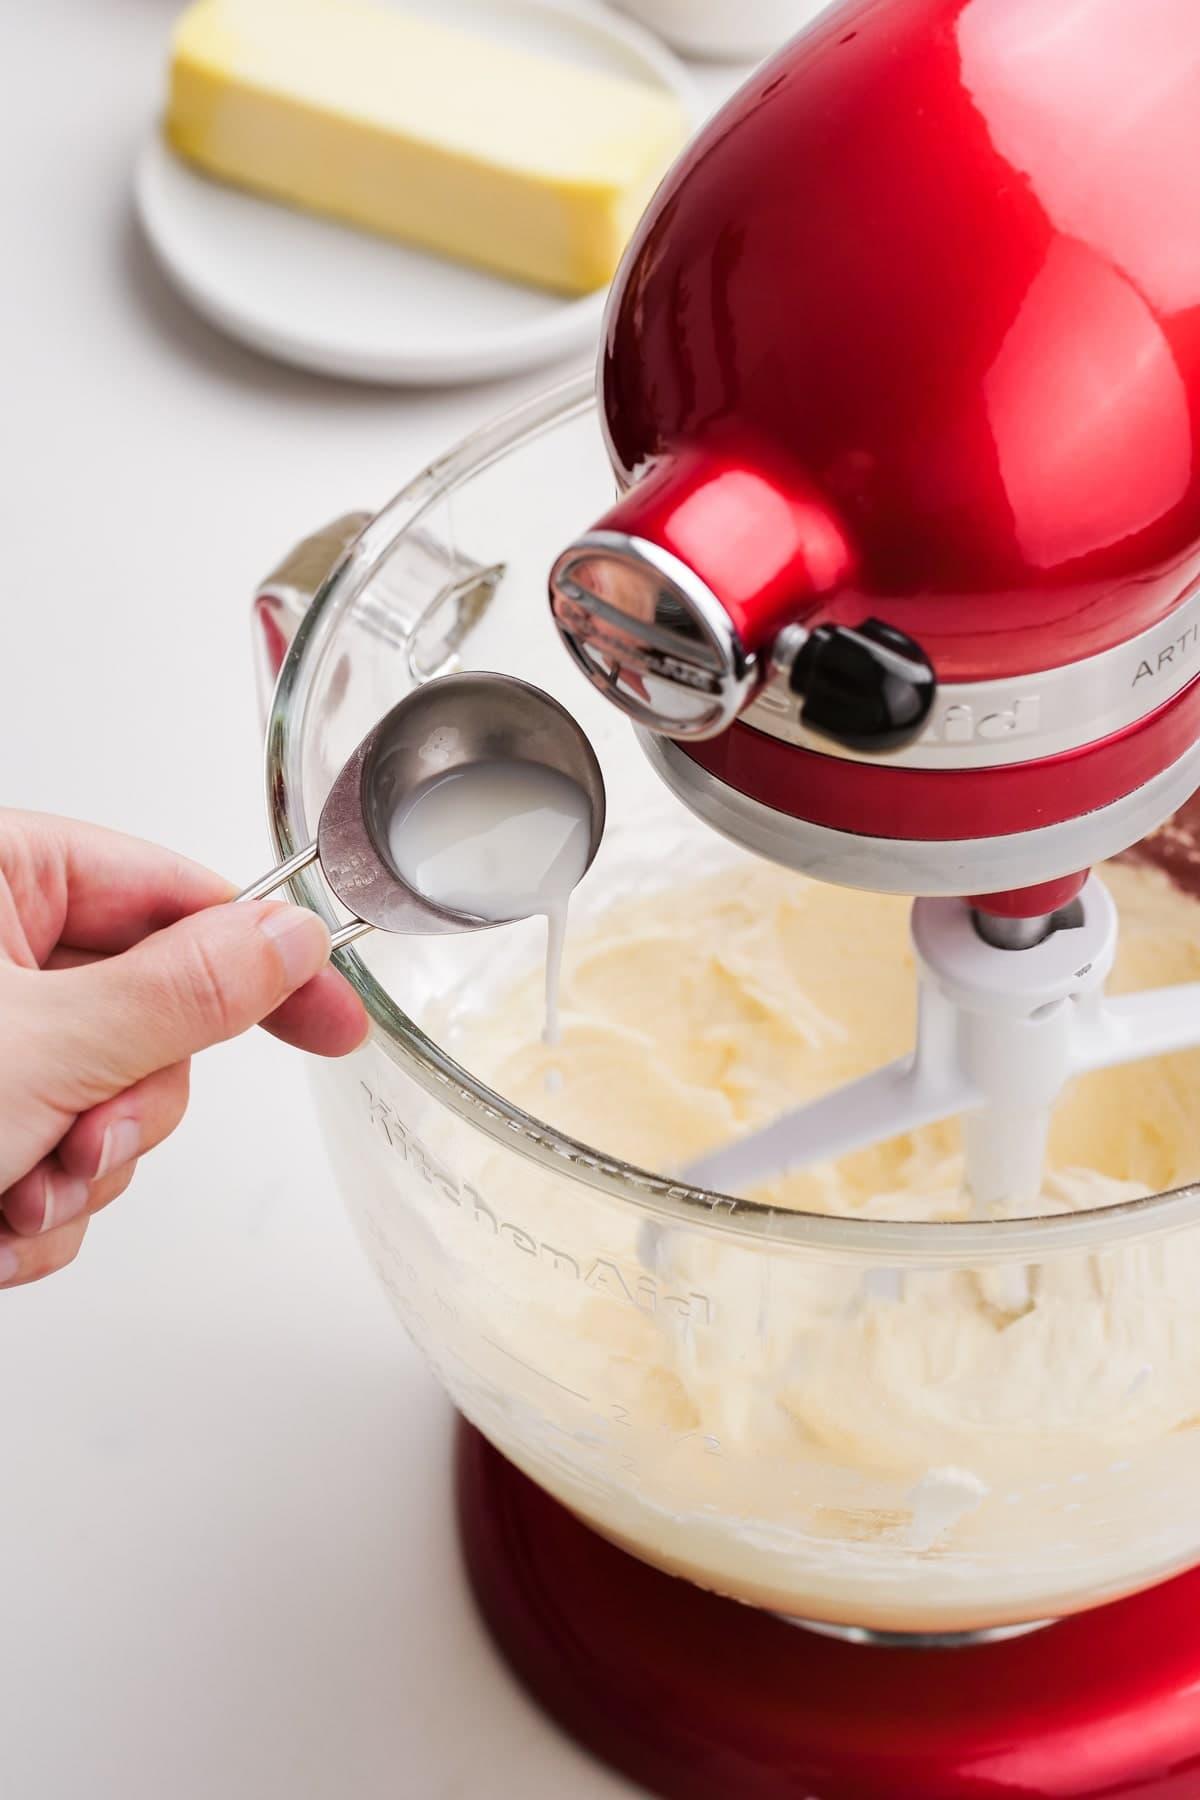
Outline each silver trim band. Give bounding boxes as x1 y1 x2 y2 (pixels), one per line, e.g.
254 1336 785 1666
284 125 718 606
744 578 1200 770
641 731 1200 895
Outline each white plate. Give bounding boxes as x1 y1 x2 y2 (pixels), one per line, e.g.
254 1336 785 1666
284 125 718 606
134 0 697 386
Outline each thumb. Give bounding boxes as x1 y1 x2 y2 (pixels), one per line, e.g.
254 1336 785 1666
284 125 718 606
41 901 332 1101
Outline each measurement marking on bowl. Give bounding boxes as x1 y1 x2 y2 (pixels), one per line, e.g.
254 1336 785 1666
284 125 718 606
480 1333 591 1405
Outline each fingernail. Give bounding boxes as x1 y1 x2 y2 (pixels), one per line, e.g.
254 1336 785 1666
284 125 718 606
0 1245 19 1283
258 905 330 989
42 1170 90 1233
97 1118 140 1179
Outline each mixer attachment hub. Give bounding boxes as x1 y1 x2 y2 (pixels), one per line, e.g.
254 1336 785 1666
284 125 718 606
972 898 1084 952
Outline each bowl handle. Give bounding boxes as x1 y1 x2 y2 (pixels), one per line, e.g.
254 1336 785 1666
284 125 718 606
251 512 506 724
251 512 373 724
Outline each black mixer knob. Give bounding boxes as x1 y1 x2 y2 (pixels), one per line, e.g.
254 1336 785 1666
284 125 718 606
788 619 936 753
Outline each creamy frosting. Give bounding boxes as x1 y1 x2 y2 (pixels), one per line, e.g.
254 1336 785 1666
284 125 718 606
468 859 1200 1217
355 857 1200 1632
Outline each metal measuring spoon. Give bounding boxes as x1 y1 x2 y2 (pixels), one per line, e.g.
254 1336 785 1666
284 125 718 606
240 673 606 950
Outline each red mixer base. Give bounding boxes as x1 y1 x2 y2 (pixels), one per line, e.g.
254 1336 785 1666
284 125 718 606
456 1423 1200 1799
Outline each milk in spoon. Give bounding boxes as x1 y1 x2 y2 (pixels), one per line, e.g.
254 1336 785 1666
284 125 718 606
387 758 592 1045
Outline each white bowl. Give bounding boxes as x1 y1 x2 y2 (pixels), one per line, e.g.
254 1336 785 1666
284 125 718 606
135 0 698 385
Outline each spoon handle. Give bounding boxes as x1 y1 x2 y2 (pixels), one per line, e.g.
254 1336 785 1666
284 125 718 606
330 917 374 951
238 843 374 953
237 841 320 902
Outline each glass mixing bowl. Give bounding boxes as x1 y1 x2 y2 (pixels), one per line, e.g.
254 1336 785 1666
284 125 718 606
255 374 1200 1638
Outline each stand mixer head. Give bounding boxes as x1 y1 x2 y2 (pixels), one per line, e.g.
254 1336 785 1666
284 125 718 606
549 0 1200 1209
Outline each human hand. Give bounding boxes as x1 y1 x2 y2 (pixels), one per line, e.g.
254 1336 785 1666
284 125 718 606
0 810 368 1288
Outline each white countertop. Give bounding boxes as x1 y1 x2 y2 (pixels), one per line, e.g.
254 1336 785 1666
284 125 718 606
0 7 745 1795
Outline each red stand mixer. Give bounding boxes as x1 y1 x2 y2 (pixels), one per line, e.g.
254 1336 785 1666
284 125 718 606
479 0 1200 1792
249 2 1200 1794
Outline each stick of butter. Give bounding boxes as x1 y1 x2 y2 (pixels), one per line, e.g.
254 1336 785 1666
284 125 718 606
166 0 689 294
